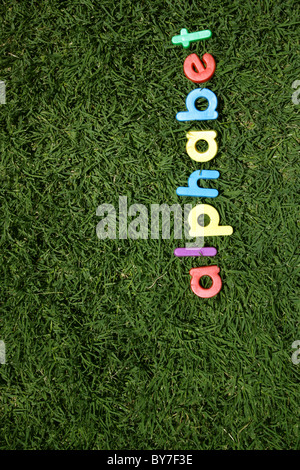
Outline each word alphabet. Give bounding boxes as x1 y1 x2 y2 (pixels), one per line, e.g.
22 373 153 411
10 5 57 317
172 28 233 298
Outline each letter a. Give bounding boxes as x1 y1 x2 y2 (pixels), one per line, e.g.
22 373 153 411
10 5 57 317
186 130 218 162
190 266 222 298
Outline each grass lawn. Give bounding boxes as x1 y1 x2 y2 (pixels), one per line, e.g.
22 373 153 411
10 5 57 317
0 0 299 450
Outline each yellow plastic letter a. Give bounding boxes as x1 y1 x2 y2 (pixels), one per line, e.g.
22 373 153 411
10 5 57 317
186 130 218 162
188 204 233 237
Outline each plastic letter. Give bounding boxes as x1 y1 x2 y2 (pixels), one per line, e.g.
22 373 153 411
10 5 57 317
186 130 218 162
183 53 216 83
188 204 233 237
176 169 219 198
176 88 218 122
171 28 212 48
190 265 222 298
174 247 217 257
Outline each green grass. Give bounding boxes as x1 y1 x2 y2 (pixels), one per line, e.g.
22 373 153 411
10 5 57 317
0 0 299 450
